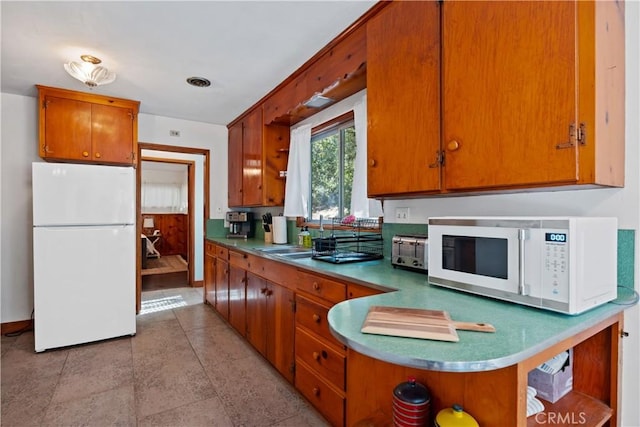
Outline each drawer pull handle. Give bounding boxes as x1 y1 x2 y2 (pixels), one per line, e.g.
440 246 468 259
313 351 320 361
313 282 320 291
312 387 320 396
312 314 321 323
95 152 101 158
82 151 89 157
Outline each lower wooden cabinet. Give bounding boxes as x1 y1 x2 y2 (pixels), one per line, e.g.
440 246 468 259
295 360 346 427
246 272 296 383
295 273 348 427
215 258 229 321
204 241 216 305
296 327 346 390
228 265 247 336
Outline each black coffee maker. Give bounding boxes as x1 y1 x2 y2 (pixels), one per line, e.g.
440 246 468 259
226 211 255 239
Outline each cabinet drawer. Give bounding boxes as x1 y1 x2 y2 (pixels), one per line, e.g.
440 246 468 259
205 241 216 256
296 327 345 390
296 295 344 350
297 271 346 304
295 360 345 427
229 250 250 269
348 283 385 299
216 246 229 260
249 256 298 291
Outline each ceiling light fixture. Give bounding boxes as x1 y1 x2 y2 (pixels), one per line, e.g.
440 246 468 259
64 55 116 88
303 93 334 109
186 77 211 88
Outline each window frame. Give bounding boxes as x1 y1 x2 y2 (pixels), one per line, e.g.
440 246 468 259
297 111 355 228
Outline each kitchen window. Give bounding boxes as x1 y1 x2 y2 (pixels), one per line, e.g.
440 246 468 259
309 113 355 221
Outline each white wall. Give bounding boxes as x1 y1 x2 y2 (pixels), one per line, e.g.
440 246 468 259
138 114 228 219
1 93 40 324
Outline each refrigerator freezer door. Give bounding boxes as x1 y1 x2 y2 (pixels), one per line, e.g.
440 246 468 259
33 162 135 226
33 225 136 352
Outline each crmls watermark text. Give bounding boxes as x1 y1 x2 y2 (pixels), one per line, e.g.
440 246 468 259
534 412 588 424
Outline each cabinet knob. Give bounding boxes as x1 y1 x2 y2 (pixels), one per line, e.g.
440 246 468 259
312 387 320 396
312 314 321 323
447 140 460 151
312 282 320 291
260 287 268 294
313 351 320 361
368 159 376 167
82 151 89 157
95 152 101 158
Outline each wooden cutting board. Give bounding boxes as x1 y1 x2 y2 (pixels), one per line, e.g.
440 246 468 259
361 305 496 342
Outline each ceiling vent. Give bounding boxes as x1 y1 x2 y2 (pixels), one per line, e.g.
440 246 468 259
186 77 211 88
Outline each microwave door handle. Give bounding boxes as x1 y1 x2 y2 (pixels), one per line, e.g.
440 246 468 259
518 229 530 295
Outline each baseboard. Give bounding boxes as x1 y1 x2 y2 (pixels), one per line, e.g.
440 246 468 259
192 280 204 288
1 319 33 335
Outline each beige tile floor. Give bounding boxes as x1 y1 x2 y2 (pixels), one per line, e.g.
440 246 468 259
1 287 330 427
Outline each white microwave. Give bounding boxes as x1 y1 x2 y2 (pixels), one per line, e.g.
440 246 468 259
427 216 618 315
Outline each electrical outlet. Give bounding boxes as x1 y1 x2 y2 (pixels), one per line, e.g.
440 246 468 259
169 130 180 137
395 207 409 221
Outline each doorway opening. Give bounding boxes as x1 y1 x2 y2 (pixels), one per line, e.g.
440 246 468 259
140 159 192 292
136 143 210 313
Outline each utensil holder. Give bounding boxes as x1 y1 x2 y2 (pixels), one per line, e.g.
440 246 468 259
264 230 273 244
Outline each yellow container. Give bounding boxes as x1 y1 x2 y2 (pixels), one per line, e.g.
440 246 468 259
434 404 479 427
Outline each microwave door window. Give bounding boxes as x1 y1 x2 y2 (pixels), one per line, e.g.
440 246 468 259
442 235 508 279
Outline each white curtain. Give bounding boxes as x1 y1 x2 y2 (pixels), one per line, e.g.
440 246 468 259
352 94 383 218
142 182 188 213
283 124 312 217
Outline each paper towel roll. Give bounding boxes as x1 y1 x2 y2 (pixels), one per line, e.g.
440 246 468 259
272 216 288 244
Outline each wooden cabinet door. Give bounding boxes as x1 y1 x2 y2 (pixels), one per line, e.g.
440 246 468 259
204 252 216 306
228 265 247 336
245 272 268 356
366 1 441 197
42 96 92 161
228 122 244 207
91 103 135 164
215 259 230 320
442 1 577 191
241 108 264 206
266 282 295 383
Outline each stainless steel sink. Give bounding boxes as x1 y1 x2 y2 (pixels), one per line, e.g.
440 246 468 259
256 246 313 258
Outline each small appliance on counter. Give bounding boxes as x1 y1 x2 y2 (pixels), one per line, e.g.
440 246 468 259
226 211 254 239
391 234 428 272
427 216 618 315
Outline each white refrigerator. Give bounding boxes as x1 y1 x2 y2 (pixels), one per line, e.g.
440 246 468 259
32 162 136 352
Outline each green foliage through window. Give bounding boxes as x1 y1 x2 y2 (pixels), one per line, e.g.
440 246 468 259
310 121 355 220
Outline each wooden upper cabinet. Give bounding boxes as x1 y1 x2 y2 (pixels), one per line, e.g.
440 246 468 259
442 2 577 191
306 24 367 100
228 106 289 208
37 85 139 166
442 0 625 192
262 23 367 127
366 1 441 197
241 108 264 206
228 121 244 207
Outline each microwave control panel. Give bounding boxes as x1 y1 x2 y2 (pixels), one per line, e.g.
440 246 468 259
541 230 569 301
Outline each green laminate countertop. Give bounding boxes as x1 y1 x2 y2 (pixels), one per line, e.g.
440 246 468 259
207 237 631 373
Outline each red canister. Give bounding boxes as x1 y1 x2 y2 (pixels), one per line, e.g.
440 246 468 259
392 377 431 427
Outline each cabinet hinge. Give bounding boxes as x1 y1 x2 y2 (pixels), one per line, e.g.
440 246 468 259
577 122 586 146
290 299 296 313
428 150 444 168
557 123 586 149
289 361 296 375
43 100 50 109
